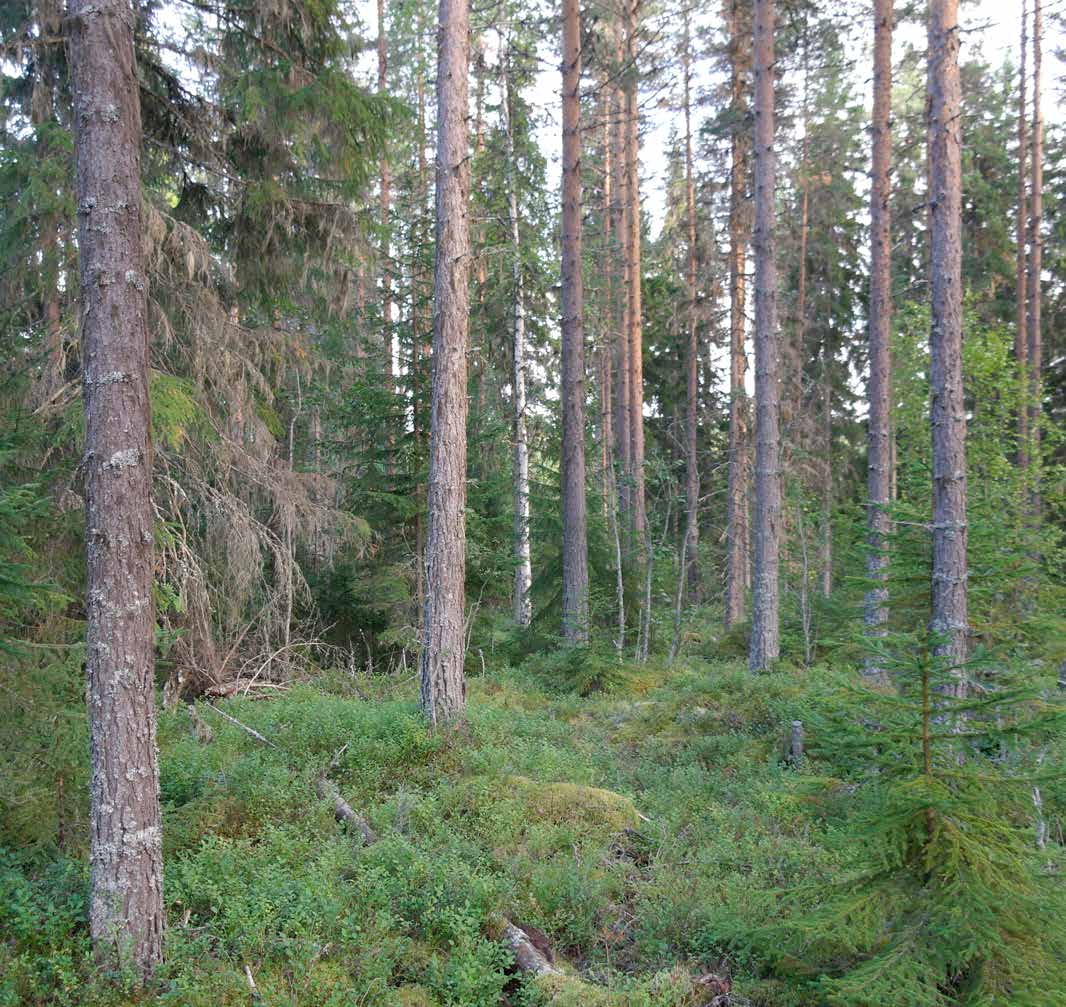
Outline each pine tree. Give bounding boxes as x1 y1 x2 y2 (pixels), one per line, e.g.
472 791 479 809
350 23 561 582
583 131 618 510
927 0 968 665
866 0 894 671
749 0 781 671
724 0 752 631
419 0 471 724
68 0 164 976
1026 0 1044 516
560 0 589 643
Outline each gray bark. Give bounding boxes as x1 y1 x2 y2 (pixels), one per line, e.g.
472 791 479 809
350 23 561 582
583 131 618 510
748 0 781 671
624 0 647 550
609 59 630 522
1015 1 1029 469
865 0 893 674
682 12 700 603
724 0 751 630
502 39 532 627
561 0 589 642
69 0 164 978
927 0 968 664
420 0 470 723
378 0 393 380
1026 0 1043 509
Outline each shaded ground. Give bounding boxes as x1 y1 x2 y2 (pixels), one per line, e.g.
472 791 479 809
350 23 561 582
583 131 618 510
2 657 836 1006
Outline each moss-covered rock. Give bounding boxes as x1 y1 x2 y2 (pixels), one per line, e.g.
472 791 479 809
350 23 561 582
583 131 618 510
507 777 641 832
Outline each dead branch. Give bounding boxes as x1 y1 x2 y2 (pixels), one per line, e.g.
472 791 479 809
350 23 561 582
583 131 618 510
203 702 279 749
314 777 376 845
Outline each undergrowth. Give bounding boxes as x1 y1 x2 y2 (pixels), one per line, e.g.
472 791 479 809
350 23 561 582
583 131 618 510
1 632 1062 1006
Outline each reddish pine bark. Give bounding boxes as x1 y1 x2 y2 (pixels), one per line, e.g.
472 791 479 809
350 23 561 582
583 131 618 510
561 0 589 642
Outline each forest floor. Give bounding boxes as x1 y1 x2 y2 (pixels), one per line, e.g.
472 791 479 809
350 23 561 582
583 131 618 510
2 649 841 1007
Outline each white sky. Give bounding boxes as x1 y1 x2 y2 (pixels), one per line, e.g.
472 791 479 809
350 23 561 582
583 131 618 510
354 1 1063 239
520 0 1065 240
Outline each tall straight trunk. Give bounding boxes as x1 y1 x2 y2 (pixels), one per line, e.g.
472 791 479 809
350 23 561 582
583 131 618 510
748 0 781 671
413 37 430 612
927 0 968 664
1015 1 1029 469
1026 0 1043 510
69 0 164 977
610 60 630 518
865 0 893 665
605 67 627 647
502 42 532 627
624 0 647 548
724 0 751 630
378 0 392 381
561 0 589 642
473 38 489 427
682 11 700 603
600 87 615 517
820 350 832 598
32 0 64 395
420 0 471 723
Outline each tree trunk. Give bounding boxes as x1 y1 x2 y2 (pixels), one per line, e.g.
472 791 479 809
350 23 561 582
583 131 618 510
69 0 164 978
503 40 532 627
420 0 471 723
820 349 832 599
748 0 781 672
682 11 700 604
561 0 589 643
865 0 893 670
378 0 393 384
724 0 751 630
927 0 968 664
600 87 615 520
413 30 430 614
1026 0 1043 514
610 56 630 521
623 0 647 550
1015 1 1029 470
32 0 65 398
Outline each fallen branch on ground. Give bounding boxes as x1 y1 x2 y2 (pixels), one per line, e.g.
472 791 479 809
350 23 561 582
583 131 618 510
499 918 561 977
203 702 279 749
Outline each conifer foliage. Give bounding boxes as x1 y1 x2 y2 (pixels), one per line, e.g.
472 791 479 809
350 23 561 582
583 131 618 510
1 0 1066 1002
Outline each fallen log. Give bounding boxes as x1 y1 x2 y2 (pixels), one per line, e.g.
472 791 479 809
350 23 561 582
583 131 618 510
499 920 561 977
315 777 376 845
493 915 731 1006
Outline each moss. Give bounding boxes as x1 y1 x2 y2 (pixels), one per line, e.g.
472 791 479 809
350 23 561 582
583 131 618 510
535 973 630 1006
393 984 438 1007
508 777 641 833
